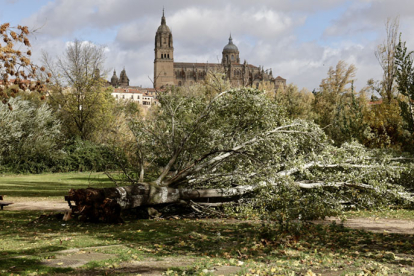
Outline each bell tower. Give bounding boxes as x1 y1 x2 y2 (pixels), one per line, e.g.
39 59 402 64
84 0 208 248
154 9 174 89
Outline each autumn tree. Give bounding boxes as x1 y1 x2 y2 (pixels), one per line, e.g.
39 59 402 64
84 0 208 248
313 60 357 140
274 84 314 120
42 40 118 142
361 17 406 150
0 23 47 108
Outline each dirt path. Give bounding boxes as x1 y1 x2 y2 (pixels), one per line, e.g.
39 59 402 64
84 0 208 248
6 200 414 235
7 200 69 211
315 217 414 235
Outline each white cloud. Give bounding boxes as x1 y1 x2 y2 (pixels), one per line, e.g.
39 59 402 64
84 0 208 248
14 0 414 91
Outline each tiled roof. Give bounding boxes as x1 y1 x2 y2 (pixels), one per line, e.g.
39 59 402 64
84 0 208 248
368 100 382 105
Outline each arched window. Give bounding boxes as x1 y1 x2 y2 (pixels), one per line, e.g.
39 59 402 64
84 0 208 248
168 54 170 58
231 55 235 61
178 81 182 86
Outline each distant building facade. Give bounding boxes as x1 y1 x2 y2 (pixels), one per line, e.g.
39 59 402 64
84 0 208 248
153 11 286 90
112 87 158 107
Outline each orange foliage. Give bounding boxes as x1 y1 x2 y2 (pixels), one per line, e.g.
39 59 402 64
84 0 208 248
0 24 49 104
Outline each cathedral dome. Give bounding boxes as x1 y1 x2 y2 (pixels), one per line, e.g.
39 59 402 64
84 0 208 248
223 35 238 53
157 24 171 33
111 71 117 80
111 70 119 86
157 10 171 34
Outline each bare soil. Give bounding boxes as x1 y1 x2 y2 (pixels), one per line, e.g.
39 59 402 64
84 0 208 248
316 217 414 235
7 200 69 211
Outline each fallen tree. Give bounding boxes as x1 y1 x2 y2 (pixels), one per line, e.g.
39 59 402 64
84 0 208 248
67 88 414 223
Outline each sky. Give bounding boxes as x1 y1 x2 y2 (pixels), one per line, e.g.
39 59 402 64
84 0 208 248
1 0 413 91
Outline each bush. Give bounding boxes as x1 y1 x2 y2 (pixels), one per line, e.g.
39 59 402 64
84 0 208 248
0 98 121 174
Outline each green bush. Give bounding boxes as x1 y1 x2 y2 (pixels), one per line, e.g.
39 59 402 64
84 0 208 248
0 98 121 174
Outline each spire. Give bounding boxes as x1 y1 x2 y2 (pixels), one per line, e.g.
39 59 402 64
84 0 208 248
161 8 166 25
229 33 233 44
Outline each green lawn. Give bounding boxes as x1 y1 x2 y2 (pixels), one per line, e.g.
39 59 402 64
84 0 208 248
0 172 116 201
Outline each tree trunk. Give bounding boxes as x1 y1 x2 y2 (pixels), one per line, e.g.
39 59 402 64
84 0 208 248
66 181 414 223
66 183 249 223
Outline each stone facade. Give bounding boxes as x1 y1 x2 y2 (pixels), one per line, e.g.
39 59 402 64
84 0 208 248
112 87 158 107
154 11 286 90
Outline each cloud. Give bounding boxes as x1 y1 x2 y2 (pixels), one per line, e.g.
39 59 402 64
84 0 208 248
16 0 414 91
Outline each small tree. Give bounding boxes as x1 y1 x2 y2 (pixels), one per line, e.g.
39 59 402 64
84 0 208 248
375 17 400 102
42 40 118 142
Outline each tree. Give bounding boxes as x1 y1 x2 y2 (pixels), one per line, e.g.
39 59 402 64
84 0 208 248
42 40 117 142
395 34 414 134
274 84 314 120
394 34 414 152
0 23 47 107
67 87 414 223
0 97 61 172
375 17 400 102
313 60 357 139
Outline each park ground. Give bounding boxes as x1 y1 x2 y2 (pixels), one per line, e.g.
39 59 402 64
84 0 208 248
0 172 414 275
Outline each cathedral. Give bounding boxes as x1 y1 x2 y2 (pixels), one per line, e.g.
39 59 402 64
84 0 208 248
110 68 130 87
110 11 286 92
153 10 286 90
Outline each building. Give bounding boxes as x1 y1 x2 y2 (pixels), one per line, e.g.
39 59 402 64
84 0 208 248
112 87 158 107
153 10 286 90
110 68 130 87
109 10 287 107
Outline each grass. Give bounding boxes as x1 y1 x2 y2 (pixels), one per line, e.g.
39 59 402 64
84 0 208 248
1 211 414 275
0 172 116 201
0 172 413 275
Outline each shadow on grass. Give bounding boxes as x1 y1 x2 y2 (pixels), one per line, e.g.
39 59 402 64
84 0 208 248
1 245 72 275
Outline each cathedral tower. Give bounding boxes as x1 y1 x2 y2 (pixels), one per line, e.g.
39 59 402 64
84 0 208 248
119 68 130 87
154 9 174 89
